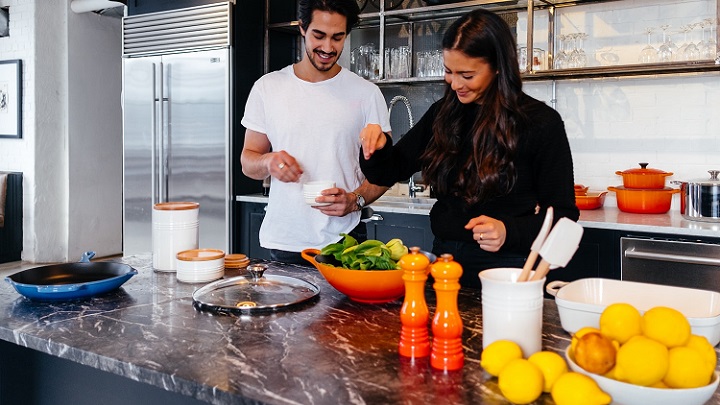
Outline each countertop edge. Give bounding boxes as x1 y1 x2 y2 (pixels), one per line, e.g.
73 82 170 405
236 194 720 238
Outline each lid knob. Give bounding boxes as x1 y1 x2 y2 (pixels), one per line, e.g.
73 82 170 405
709 170 719 181
247 264 268 281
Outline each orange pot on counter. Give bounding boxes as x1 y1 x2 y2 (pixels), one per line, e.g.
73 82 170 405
607 186 680 214
575 191 607 210
615 163 673 189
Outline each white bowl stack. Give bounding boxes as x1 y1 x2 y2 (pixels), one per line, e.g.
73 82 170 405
176 249 225 283
303 181 335 207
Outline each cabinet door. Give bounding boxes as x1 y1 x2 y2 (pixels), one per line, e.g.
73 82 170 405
366 212 434 252
237 202 271 260
546 227 621 291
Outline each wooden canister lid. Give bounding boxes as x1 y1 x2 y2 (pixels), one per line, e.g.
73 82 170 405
154 202 200 211
176 249 225 261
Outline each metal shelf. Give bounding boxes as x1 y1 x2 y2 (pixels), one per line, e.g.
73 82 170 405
367 60 720 85
266 0 720 81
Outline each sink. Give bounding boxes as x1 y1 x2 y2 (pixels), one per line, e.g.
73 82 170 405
376 195 436 205
372 196 436 210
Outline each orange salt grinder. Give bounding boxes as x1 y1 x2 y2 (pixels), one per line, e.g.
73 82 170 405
430 253 464 371
398 247 431 358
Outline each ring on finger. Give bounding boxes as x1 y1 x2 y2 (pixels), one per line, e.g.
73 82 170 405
278 162 286 169
479 233 484 240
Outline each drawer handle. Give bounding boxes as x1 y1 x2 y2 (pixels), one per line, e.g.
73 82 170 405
624 248 720 266
368 213 384 221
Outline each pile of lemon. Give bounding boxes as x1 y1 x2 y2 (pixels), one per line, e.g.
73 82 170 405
480 340 610 405
572 303 716 389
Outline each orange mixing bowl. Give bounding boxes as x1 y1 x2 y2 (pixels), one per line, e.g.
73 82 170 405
301 249 405 304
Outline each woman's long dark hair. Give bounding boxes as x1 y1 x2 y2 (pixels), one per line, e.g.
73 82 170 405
421 9 526 206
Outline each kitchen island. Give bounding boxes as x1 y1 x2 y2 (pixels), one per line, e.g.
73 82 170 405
0 255 718 404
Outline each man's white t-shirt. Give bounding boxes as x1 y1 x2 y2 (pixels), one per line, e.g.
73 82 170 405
241 65 391 252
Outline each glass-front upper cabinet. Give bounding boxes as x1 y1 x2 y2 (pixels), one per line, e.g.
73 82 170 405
267 0 719 83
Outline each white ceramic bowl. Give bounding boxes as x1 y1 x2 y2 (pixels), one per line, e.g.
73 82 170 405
565 347 720 405
176 249 225 283
547 278 720 346
303 181 334 207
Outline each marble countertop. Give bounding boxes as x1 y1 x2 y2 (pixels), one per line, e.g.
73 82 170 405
0 255 570 405
236 194 720 238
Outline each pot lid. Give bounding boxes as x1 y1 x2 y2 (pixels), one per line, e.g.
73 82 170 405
608 186 678 192
690 170 720 185
617 163 671 176
192 264 319 314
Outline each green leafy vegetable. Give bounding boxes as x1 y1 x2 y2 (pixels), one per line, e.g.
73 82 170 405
320 235 408 271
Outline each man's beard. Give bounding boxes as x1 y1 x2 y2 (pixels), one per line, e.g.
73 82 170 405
306 47 339 72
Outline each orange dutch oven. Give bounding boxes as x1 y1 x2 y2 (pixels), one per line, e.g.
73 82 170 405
615 163 673 189
607 186 680 214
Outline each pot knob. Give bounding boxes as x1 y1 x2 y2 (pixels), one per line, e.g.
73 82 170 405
247 264 268 281
709 170 719 181
639 162 648 169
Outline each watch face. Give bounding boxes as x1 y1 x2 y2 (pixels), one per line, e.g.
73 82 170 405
357 195 365 207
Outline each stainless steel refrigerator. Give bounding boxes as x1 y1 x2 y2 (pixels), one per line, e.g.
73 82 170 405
122 2 232 254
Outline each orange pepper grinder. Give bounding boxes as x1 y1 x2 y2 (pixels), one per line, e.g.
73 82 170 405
430 253 464 371
398 247 431 358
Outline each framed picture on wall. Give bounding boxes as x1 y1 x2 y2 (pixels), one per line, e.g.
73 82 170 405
0 59 22 139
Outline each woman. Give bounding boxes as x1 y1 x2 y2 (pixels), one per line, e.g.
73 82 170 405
359 9 579 288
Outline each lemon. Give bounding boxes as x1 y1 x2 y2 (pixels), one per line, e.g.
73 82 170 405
497 358 544 404
685 334 717 376
528 350 568 393
573 332 617 375
664 346 712 388
650 380 669 388
641 306 691 348
599 303 642 344
614 335 669 386
570 326 601 354
551 372 611 405
480 340 523 377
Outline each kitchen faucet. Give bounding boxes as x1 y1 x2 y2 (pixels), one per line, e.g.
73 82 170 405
388 95 425 198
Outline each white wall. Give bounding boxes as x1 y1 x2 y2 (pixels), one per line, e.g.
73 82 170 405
0 0 122 262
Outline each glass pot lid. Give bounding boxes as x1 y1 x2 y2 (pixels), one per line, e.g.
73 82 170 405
192 264 320 314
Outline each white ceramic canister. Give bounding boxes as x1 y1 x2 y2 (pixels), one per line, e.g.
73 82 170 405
152 202 200 272
176 249 225 283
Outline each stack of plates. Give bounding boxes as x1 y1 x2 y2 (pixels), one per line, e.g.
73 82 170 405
225 253 250 270
176 249 225 283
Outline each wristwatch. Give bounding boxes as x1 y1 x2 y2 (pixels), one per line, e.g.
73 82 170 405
354 192 365 211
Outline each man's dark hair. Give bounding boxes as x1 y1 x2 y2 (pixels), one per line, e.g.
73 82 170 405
297 0 360 34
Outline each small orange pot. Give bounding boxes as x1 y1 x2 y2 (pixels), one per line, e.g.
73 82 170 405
575 191 607 210
615 163 673 189
607 186 680 214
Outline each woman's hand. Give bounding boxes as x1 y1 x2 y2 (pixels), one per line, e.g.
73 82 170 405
464 215 506 252
359 123 387 160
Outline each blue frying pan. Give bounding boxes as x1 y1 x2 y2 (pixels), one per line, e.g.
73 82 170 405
5 251 138 301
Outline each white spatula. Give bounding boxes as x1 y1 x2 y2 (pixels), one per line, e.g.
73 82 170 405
530 217 584 281
518 207 553 282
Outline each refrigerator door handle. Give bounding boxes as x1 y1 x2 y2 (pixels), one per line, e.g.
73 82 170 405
151 62 159 205
162 62 171 203
158 61 168 203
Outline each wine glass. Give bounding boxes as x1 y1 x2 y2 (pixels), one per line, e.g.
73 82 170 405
554 34 568 69
567 33 580 68
572 33 588 67
683 24 701 61
639 27 658 63
698 18 716 60
657 25 673 62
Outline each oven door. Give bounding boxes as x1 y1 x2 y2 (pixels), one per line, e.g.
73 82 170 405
621 237 720 293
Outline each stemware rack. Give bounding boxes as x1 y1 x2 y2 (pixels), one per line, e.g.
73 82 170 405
265 0 720 83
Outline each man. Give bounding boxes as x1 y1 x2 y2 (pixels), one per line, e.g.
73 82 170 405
241 0 391 264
